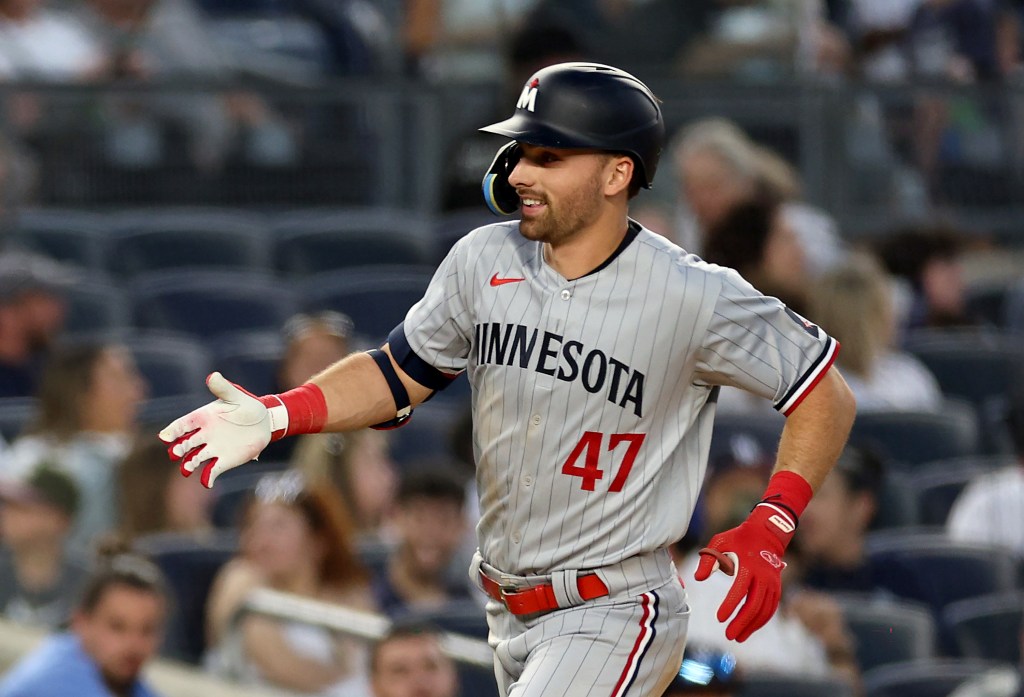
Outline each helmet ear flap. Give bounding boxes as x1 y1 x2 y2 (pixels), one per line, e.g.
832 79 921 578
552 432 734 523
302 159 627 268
482 141 521 216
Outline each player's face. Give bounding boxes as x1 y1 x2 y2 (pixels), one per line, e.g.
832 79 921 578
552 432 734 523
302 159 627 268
74 585 165 692
509 144 609 246
372 635 458 697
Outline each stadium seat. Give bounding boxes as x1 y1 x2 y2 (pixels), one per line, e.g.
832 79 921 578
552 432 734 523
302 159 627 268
298 266 434 345
63 277 131 338
739 673 856 697
273 209 435 276
10 208 110 271
964 280 1010 328
395 599 489 640
137 394 211 431
214 331 285 398
862 659 1004 697
123 332 213 400
903 331 1024 454
873 469 920 529
107 209 272 278
210 471 265 528
831 593 937 672
0 397 37 442
1004 278 1024 332
943 591 1024 663
865 530 1020 629
432 208 501 263
130 270 299 341
909 456 1015 526
849 401 980 468
133 530 239 664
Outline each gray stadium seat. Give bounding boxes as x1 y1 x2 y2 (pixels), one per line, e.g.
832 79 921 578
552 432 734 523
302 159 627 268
909 456 1015 526
123 331 213 400
64 277 131 338
849 401 980 468
739 673 856 697
10 208 110 271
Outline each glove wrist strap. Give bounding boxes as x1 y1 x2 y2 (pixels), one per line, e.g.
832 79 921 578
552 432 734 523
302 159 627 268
751 470 813 545
261 383 328 440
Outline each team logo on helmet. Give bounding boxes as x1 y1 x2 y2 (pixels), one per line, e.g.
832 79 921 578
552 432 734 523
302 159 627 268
516 78 539 113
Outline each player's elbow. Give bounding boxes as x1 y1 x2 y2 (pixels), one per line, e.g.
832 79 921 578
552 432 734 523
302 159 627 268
824 366 857 430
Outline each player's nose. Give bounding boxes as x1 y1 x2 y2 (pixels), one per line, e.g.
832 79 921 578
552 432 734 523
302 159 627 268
507 154 534 189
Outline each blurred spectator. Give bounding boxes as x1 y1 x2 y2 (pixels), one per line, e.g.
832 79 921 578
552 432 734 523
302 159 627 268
205 471 374 696
946 382 1024 555
874 223 979 330
795 445 888 593
703 195 811 314
0 541 168 697
291 430 399 542
6 341 147 551
663 645 741 697
117 436 214 542
675 453 859 684
368 619 458 697
0 0 103 81
0 251 72 398
665 118 844 274
439 19 587 212
0 461 86 629
372 465 470 615
262 310 353 463
807 254 943 412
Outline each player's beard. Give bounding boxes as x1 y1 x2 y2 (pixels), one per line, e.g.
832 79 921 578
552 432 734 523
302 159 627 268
518 168 605 246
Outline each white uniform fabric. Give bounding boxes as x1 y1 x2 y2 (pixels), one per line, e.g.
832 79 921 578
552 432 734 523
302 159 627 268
391 220 838 695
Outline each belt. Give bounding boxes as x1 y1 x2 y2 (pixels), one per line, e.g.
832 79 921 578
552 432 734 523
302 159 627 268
478 569 609 616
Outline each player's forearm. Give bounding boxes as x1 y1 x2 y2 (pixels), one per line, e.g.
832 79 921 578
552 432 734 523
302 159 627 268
774 367 856 491
309 348 433 432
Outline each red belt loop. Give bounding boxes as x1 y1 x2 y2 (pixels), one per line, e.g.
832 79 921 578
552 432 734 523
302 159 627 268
478 569 609 615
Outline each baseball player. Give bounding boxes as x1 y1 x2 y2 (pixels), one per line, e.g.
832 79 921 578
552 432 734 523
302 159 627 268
160 63 856 696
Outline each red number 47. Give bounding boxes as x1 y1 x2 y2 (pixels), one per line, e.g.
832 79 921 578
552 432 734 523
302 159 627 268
561 431 646 492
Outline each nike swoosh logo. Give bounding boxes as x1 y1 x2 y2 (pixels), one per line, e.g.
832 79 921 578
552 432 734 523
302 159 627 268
490 273 525 287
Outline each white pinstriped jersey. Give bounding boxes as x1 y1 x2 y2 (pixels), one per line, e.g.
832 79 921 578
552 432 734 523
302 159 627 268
389 220 837 576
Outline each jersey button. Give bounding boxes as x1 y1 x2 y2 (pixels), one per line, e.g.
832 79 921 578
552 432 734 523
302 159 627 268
512 532 522 544
531 415 541 426
522 474 533 487
560 289 571 300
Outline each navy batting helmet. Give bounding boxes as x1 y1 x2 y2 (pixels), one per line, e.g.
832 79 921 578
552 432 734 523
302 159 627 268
479 62 664 215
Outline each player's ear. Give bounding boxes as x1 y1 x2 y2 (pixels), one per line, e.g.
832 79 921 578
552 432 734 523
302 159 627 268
604 154 633 197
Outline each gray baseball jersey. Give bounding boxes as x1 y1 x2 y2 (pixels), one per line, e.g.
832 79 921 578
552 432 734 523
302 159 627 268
388 220 837 577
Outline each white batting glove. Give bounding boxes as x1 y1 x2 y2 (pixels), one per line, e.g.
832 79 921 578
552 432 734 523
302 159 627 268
158 372 288 488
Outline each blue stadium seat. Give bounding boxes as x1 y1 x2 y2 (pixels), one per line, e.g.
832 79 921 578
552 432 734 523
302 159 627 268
64 277 130 338
130 270 299 341
874 469 921 529
865 530 1020 636
1004 278 1024 332
0 397 37 442
832 593 937 672
943 591 1024 663
849 401 980 468
210 470 265 528
133 530 239 665
739 673 856 697
107 209 272 278
863 659 1004 697
123 332 213 400
10 208 110 271
909 456 1014 526
274 209 435 276
137 394 211 431
903 331 1024 454
396 599 489 640
388 401 464 469
298 266 433 345
213 331 285 398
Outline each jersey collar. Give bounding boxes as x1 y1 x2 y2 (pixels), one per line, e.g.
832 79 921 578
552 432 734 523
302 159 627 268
566 219 641 281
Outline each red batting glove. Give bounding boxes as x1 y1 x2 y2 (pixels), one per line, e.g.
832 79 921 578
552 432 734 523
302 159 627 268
694 471 812 643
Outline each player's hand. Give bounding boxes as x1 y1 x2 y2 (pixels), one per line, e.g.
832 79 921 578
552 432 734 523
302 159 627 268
694 503 795 642
158 372 284 488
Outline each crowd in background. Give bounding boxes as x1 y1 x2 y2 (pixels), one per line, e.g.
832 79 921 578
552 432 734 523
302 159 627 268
0 1 1020 697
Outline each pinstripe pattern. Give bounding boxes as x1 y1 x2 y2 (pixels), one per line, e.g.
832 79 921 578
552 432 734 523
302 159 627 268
400 220 835 576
